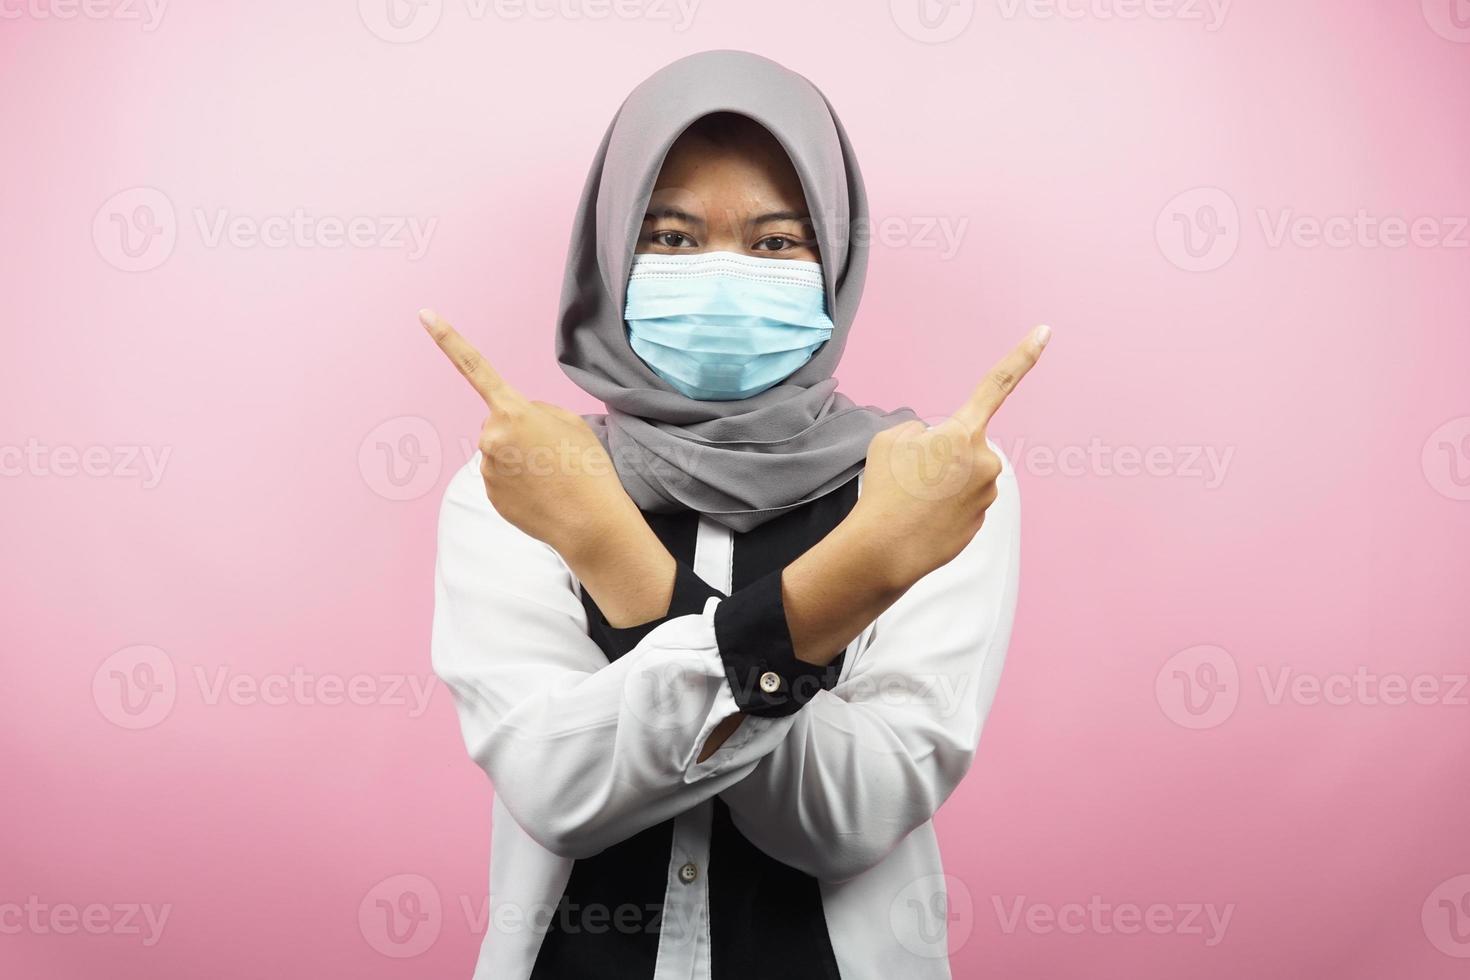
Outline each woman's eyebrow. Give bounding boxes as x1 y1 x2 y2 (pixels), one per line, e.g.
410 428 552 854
750 210 811 224
644 206 706 226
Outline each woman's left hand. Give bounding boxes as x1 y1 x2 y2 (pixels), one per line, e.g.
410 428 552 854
420 309 677 626
419 309 626 555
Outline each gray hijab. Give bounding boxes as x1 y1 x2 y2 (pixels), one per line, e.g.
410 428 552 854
556 49 919 532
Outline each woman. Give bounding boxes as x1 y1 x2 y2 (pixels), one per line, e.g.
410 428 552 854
424 49 1047 980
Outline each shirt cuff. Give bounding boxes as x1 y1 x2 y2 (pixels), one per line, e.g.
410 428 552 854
588 560 725 661
712 566 830 718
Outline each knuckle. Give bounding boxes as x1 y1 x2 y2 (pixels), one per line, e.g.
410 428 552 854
987 369 1016 395
892 420 925 442
478 422 508 454
974 450 1002 481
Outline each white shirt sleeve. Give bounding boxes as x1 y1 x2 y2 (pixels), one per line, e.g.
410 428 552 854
430 456 800 860
715 453 1022 882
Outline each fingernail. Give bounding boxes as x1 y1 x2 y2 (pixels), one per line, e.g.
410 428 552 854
418 309 437 329
1034 324 1052 348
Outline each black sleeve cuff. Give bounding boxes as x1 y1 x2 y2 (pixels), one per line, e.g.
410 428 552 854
713 567 830 718
590 560 723 661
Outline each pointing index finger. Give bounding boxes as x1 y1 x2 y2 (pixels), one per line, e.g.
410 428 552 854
419 309 512 407
953 324 1051 433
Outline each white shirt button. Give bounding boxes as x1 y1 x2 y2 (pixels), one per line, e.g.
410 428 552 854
678 862 698 884
759 671 782 694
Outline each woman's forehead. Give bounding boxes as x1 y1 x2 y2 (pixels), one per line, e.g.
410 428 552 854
649 138 809 217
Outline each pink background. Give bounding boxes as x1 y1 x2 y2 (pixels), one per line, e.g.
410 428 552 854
4 1 1469 976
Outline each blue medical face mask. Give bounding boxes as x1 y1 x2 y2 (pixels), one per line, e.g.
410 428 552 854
623 251 835 401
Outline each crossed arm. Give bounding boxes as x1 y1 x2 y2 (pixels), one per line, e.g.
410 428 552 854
431 450 1021 879
421 309 1044 877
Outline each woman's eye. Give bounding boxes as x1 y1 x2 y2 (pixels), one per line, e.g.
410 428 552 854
652 231 696 248
754 235 801 252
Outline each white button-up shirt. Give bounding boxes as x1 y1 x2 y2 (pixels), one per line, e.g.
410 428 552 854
431 451 1021 979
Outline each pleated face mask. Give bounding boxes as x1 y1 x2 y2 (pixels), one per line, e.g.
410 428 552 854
623 250 836 401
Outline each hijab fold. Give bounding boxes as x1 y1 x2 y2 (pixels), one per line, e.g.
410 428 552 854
556 49 918 532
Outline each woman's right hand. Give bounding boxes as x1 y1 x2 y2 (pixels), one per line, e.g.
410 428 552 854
852 324 1050 590
420 308 679 627
781 325 1048 667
